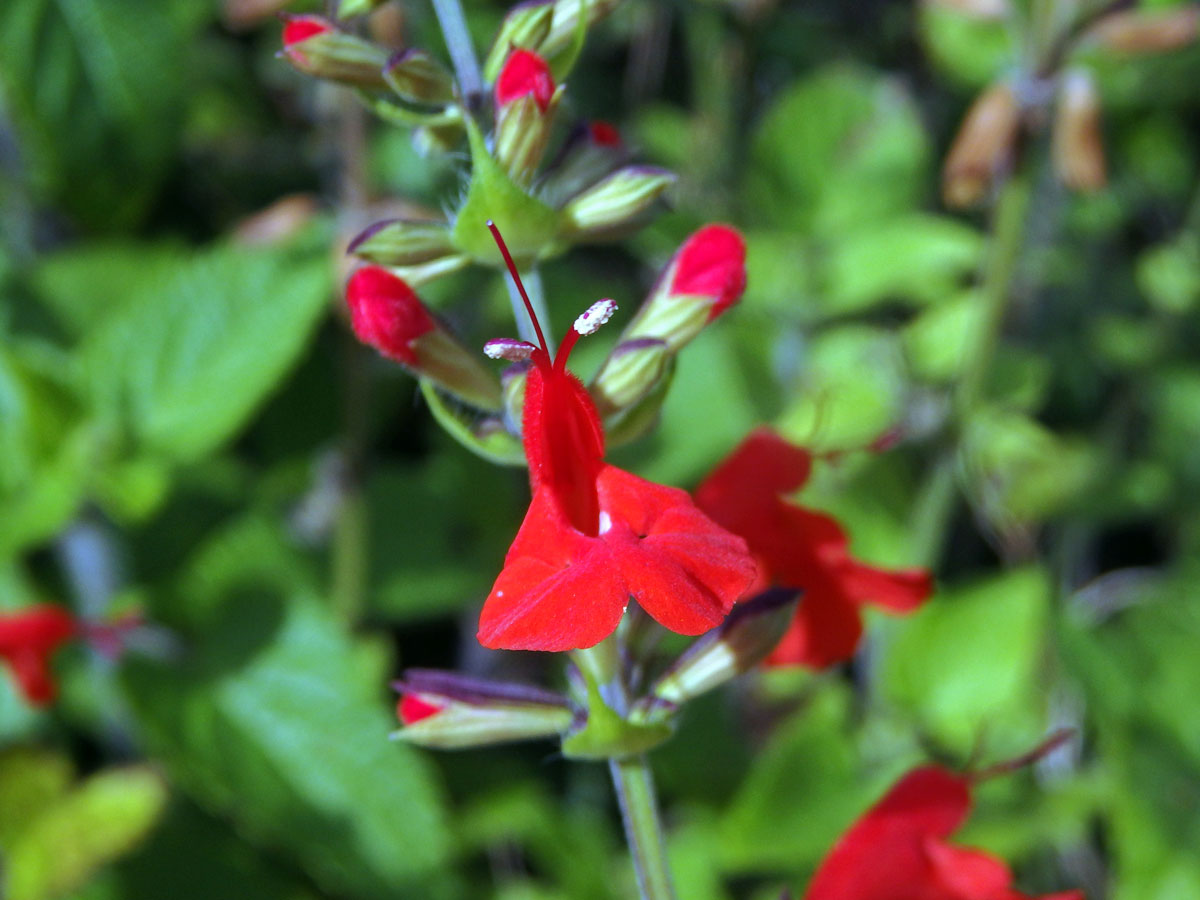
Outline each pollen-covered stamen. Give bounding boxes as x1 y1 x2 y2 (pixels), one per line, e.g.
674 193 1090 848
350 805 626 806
485 338 537 361
573 299 617 336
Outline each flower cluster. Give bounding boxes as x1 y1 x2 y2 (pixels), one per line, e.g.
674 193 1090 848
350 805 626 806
282 1 672 286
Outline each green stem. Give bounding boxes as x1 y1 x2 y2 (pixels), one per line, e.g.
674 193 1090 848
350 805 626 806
431 0 482 107
911 173 1033 568
609 755 677 900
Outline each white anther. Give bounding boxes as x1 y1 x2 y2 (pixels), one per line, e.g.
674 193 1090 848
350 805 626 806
484 338 537 361
573 298 617 336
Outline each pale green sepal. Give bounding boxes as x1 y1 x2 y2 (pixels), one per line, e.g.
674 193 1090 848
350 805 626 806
561 676 673 761
561 167 675 238
391 706 573 750
362 94 464 129
350 220 455 266
387 254 471 287
383 49 457 105
451 118 561 267
420 380 526 465
601 361 674 449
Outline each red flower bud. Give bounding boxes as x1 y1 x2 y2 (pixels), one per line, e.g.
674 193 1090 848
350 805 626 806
669 224 748 320
495 48 555 111
282 14 332 48
398 694 444 725
0 605 78 706
345 266 436 366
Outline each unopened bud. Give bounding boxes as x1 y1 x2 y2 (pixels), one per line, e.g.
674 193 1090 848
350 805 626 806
1088 6 1200 55
539 121 628 209
615 224 748 355
483 1 555 82
280 15 390 89
561 167 675 238
494 50 560 185
346 267 501 410
383 49 457 105
942 81 1021 208
635 589 797 718
392 669 575 749
590 338 670 416
539 0 623 65
1052 70 1106 193
348 219 456 266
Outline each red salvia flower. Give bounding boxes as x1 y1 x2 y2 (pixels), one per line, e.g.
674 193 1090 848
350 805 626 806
695 428 931 668
494 49 555 112
804 766 1083 900
0 605 78 706
345 266 436 366
478 223 759 651
669 224 747 321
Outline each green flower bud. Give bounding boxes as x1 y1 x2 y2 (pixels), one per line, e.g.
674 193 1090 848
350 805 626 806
348 219 456 266
394 669 575 750
590 337 670 417
634 589 799 720
560 166 675 238
493 50 561 186
383 49 457 105
483 2 555 83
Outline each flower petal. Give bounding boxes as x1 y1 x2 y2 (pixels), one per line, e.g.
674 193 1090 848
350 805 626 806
478 487 627 651
766 583 863 669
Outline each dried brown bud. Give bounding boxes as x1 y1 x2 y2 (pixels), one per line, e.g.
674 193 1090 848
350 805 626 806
942 81 1021 209
1052 70 1106 193
1088 6 1200 55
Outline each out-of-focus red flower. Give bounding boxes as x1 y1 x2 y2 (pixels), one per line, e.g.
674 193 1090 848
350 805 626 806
477 224 758 652
494 49 555 112
0 605 78 706
345 266 436 366
804 766 1084 900
695 428 931 668
668 224 747 321
587 120 622 147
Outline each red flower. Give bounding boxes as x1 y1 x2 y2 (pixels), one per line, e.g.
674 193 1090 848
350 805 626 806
695 428 931 668
478 224 759 651
669 224 747 321
0 605 78 706
495 49 555 112
804 766 1083 900
345 266 436 366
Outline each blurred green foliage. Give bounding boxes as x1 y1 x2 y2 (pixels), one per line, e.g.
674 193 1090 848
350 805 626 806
1 0 1199 897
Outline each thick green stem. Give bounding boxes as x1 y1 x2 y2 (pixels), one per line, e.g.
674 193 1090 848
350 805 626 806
912 174 1033 568
609 755 677 900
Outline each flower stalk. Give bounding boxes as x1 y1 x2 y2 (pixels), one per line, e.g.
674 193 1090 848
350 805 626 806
610 754 678 900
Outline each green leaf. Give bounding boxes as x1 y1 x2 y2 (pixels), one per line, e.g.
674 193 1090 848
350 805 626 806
748 65 929 235
81 241 331 464
719 687 910 873
882 567 1051 754
777 325 907 454
0 0 204 229
823 215 983 314
904 291 988 383
122 595 455 899
0 754 167 900
918 4 1012 88
31 242 189 338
